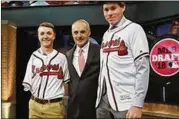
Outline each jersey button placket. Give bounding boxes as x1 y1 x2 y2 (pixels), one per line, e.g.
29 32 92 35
45 56 49 64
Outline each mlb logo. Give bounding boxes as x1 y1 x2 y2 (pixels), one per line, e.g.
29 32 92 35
168 61 179 68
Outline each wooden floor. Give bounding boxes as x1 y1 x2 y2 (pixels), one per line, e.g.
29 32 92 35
143 115 163 118
142 114 176 118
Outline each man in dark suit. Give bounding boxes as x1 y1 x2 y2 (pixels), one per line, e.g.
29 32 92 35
66 19 100 119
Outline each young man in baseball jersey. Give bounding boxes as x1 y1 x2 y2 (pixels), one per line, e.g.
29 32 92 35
96 2 150 118
22 22 70 118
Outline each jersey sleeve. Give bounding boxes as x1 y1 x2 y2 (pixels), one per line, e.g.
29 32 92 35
130 24 149 61
22 55 33 92
63 55 70 83
130 25 150 107
132 56 150 107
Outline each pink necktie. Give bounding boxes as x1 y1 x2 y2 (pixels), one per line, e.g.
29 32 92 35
78 48 85 72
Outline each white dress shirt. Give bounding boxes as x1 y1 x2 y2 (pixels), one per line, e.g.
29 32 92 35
73 41 90 76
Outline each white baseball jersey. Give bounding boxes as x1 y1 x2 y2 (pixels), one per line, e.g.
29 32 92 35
96 16 150 111
22 48 70 100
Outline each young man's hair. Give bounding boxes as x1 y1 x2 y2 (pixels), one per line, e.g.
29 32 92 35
101 1 125 8
38 22 56 33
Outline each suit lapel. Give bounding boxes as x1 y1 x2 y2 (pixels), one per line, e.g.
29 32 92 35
81 42 95 76
68 46 79 78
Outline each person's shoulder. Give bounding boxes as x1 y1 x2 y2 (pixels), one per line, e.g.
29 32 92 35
124 21 145 35
56 51 69 62
90 42 100 50
66 48 73 54
65 48 74 58
27 49 41 60
31 49 40 56
57 51 66 58
103 30 109 36
129 22 143 31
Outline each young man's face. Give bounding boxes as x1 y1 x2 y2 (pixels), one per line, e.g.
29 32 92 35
72 21 91 48
38 26 55 48
103 3 125 25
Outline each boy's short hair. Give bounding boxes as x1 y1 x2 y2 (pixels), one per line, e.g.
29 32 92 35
38 22 56 33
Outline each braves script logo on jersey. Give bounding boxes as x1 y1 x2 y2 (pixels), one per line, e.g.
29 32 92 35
150 38 179 77
101 38 128 56
32 64 64 79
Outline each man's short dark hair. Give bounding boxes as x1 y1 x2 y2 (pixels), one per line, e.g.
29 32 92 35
101 1 125 8
38 22 56 33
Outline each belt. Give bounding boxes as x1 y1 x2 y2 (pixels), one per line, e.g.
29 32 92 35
31 95 63 104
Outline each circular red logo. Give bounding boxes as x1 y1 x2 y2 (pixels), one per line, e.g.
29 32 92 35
150 38 179 76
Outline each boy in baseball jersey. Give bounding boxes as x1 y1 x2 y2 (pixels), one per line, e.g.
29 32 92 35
22 22 70 118
96 2 150 118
